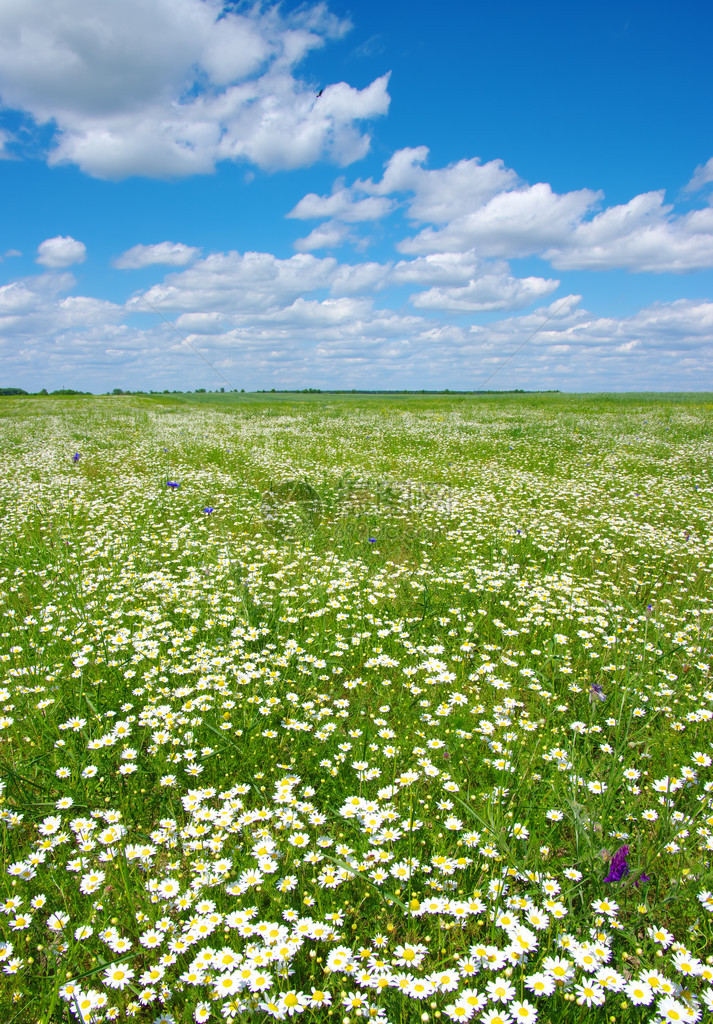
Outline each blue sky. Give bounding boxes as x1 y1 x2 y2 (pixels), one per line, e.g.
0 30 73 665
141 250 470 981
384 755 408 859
1 0 712 392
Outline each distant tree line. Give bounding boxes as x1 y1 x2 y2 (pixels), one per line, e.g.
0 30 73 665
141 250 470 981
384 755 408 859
2 386 561 397
0 387 91 396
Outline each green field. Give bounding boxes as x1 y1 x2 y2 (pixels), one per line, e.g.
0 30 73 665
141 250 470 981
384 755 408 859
1 393 712 1024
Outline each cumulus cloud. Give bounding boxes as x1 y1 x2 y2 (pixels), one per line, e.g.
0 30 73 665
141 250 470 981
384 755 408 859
288 147 597 259
0 280 50 316
392 251 482 287
288 185 394 222
684 157 713 194
56 295 124 328
399 182 601 257
389 251 558 312
294 221 353 252
289 180 393 251
2 254 712 391
0 272 121 341
480 296 713 362
130 250 339 314
290 146 713 273
412 274 559 313
545 191 713 272
173 311 226 335
368 148 520 222
131 242 552 316
36 235 86 268
287 147 520 251
114 242 200 269
329 262 388 295
0 0 389 179
444 295 713 391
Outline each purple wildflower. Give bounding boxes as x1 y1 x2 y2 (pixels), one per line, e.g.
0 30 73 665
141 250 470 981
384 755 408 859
203 506 214 514
590 683 606 703
72 453 80 463
166 480 180 489
604 845 629 883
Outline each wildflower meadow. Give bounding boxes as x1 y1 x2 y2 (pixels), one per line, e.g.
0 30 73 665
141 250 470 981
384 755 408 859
1 391 712 1024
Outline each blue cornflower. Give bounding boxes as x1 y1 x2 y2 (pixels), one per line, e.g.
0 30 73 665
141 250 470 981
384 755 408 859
203 506 214 514
72 453 80 463
590 683 606 703
166 480 180 489
368 537 377 543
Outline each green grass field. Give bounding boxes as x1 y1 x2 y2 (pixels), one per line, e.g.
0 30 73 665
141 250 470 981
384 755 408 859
1 392 712 1024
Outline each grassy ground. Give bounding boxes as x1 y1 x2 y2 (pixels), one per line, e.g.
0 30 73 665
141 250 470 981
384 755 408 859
0 393 712 1024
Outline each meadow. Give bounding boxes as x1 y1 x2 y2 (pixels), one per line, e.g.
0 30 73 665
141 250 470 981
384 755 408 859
0 392 712 1024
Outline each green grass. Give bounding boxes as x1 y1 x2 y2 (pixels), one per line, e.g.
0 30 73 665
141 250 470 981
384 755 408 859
0 392 712 1024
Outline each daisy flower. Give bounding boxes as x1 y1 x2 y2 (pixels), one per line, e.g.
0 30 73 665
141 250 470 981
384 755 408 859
656 996 698 1023
625 980 653 1005
574 981 605 1007
510 1000 539 1023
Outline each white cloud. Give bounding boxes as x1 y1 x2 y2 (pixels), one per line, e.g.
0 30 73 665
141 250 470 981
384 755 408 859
0 127 14 159
114 242 200 270
286 147 519 251
211 74 390 173
36 235 86 268
288 184 393 222
412 274 559 313
0 280 46 315
390 153 713 271
2 259 712 392
468 295 713 359
545 192 713 272
287 147 596 260
133 242 552 316
131 250 339 314
368 149 520 223
56 295 123 327
684 157 713 194
291 147 713 273
294 221 352 252
391 251 558 312
0 0 388 179
288 179 393 251
392 251 480 287
399 182 600 257
124 250 713 386
0 271 121 339
263 295 373 327
329 262 388 295
173 312 225 335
